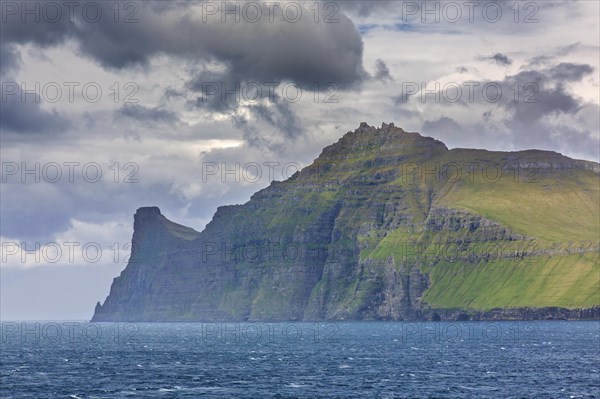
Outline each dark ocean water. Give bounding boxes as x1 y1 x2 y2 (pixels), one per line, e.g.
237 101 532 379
1 321 598 398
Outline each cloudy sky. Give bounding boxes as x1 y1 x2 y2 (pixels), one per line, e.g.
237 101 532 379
1 0 598 320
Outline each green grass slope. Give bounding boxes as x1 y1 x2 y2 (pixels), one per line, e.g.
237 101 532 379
362 147 599 310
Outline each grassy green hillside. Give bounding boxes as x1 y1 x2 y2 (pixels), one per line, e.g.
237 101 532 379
422 253 599 309
261 134 600 312
94 123 599 322
361 147 599 310
435 153 599 243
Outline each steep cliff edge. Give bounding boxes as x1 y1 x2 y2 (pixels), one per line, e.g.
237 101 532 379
92 123 600 321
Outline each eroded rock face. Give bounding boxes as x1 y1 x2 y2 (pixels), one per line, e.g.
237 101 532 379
92 123 600 322
423 306 600 321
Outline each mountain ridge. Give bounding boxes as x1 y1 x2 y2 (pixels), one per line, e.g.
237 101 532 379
92 123 600 322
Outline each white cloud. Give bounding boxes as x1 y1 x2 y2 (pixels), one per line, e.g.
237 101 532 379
1 218 132 269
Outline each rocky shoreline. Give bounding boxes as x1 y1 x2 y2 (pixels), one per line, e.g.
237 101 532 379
419 306 600 321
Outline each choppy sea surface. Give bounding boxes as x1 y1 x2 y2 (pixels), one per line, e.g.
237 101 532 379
1 321 598 398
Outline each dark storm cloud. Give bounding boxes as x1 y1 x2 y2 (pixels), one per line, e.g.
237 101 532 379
392 88 419 106
418 62 598 158
184 64 306 150
1 1 367 148
226 96 304 152
409 62 594 125
420 115 507 153
0 44 21 77
186 68 242 114
374 59 394 82
1 1 366 88
115 104 179 124
500 64 593 129
527 43 582 67
499 65 597 155
0 81 72 134
547 63 594 82
0 9 73 47
528 55 552 67
0 183 73 242
422 116 462 134
248 100 302 140
480 53 513 66
482 110 493 122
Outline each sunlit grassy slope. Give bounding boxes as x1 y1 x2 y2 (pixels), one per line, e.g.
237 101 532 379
435 150 599 243
363 147 600 310
422 254 599 309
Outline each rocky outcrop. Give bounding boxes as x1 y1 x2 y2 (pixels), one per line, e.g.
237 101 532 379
92 123 600 322
423 306 600 321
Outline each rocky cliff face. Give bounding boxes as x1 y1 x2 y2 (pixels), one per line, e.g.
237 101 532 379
92 123 600 322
